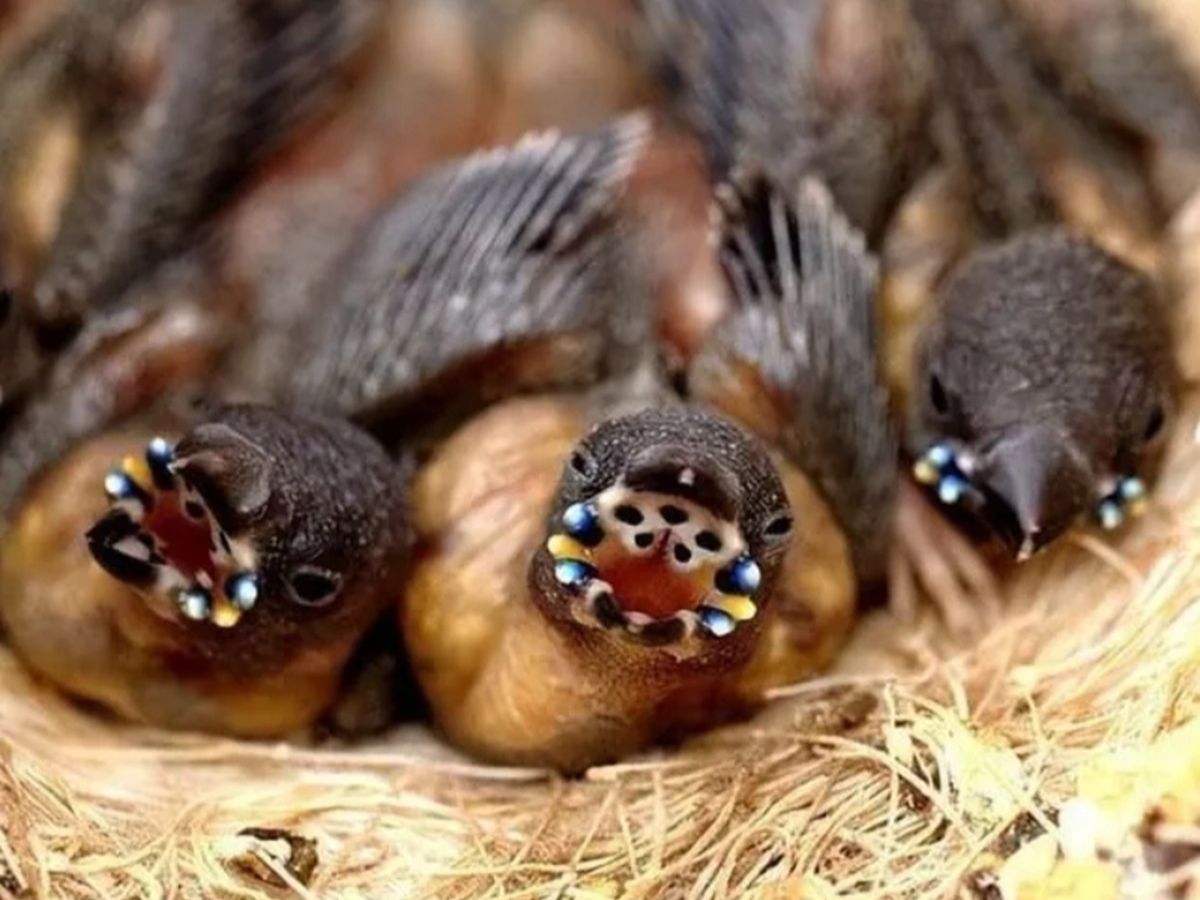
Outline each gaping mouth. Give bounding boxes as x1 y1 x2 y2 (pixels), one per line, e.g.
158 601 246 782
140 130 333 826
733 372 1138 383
546 481 762 643
85 438 260 628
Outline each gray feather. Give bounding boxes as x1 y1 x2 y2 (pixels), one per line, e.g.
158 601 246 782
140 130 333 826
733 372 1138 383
639 0 928 237
32 0 377 334
696 176 897 584
1007 0 1200 152
287 115 652 435
908 0 1155 237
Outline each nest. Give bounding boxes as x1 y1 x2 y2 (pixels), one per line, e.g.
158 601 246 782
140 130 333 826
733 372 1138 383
2 393 1200 900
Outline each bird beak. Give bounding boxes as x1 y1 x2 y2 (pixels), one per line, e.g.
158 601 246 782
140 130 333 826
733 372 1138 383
978 426 1091 561
622 445 743 522
1015 531 1041 564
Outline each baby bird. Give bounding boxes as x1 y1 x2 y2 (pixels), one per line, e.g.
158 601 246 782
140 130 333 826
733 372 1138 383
0 258 409 737
2 405 409 736
909 230 1178 559
894 0 1181 566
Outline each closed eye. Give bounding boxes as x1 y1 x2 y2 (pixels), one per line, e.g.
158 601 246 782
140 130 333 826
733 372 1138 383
287 566 342 606
1143 403 1165 444
929 374 950 416
764 514 793 538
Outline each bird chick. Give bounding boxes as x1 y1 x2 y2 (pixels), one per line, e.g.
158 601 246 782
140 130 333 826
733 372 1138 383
1 405 409 736
909 230 1178 560
0 249 407 738
889 0 1180 582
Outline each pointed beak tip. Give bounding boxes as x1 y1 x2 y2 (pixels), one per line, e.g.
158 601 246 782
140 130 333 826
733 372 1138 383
1007 515 1071 562
980 425 1094 561
1015 537 1037 563
1014 518 1042 561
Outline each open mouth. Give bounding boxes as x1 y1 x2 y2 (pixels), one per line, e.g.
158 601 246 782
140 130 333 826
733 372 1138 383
86 438 260 628
547 482 762 643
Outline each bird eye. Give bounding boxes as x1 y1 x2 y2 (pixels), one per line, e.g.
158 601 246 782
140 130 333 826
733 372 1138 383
287 566 342 607
764 513 793 538
1143 403 1166 443
569 448 598 479
929 374 950 416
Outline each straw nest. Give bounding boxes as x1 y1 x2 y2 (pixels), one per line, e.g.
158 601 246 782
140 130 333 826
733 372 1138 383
2 415 1200 900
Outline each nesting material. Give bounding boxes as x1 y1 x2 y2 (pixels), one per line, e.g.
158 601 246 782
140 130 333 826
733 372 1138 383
1 423 1199 899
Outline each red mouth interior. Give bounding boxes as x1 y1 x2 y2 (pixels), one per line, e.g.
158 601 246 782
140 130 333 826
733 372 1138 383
143 495 216 583
592 533 707 619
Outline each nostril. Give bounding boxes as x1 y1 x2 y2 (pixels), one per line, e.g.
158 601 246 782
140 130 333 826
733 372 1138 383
634 532 654 549
615 504 644 525
624 447 742 522
673 544 692 564
660 505 688 525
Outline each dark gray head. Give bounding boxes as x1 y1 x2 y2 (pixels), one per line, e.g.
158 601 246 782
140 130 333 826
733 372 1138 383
911 230 1177 558
86 404 409 671
529 407 793 661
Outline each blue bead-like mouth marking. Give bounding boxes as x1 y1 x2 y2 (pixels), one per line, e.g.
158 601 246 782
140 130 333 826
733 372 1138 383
1096 476 1147 531
562 501 604 548
714 555 761 596
178 586 213 622
224 571 261 611
104 469 152 509
698 606 736 638
912 442 985 511
553 557 598 589
146 437 176 490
